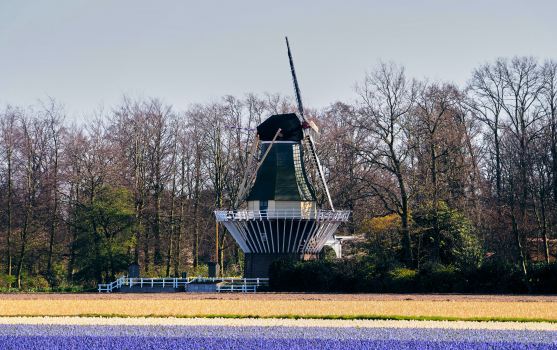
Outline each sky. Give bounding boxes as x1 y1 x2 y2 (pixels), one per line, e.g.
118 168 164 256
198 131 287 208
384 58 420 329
1 0 556 118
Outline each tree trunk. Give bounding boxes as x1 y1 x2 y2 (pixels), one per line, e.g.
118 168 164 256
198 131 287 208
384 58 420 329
47 124 60 272
143 229 150 272
219 233 226 270
430 143 440 262
6 148 13 287
395 161 413 269
510 209 533 293
68 182 79 283
154 186 163 266
401 203 413 269
540 198 550 264
494 128 502 197
16 241 26 289
193 152 201 273
166 182 176 277
17 204 31 289
174 198 183 277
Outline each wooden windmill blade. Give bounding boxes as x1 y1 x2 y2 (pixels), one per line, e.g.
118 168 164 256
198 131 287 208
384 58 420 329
303 133 334 211
235 128 282 209
285 37 335 211
234 134 260 209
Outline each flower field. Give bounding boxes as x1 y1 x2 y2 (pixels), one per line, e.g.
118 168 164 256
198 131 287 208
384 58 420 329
1 295 557 349
0 317 556 349
2 298 557 319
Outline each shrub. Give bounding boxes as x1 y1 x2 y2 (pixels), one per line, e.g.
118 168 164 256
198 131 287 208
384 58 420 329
467 260 526 294
528 261 557 294
269 257 557 294
41 269 65 288
384 268 417 293
0 274 16 288
23 276 50 290
269 258 382 293
417 263 458 293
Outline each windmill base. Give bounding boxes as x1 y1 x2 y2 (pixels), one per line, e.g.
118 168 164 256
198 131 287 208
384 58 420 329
244 252 318 278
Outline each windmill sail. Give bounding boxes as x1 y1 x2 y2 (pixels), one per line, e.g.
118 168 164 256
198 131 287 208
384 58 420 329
285 37 335 211
286 37 306 122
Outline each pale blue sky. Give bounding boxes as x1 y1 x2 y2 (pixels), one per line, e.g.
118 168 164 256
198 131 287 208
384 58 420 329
1 0 556 117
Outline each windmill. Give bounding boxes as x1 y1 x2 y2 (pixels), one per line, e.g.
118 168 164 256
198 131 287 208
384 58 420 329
214 38 350 278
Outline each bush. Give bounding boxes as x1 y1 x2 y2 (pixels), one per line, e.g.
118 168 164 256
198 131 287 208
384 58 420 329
467 260 526 294
0 274 16 288
528 261 557 294
269 258 382 293
22 276 50 290
417 263 458 293
385 268 417 293
41 269 65 288
269 257 556 294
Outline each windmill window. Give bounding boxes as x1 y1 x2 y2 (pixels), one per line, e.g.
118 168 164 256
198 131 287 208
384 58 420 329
260 200 268 211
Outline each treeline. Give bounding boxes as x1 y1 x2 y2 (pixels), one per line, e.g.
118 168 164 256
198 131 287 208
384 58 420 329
0 56 556 292
269 259 557 294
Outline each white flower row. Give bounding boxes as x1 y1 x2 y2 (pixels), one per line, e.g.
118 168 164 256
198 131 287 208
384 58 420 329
1 316 556 331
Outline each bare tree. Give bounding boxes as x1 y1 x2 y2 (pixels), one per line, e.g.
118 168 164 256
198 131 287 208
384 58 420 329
351 61 418 268
470 57 544 293
469 62 507 198
535 59 557 263
0 106 17 287
414 81 464 261
321 102 374 237
38 98 66 274
64 123 87 282
15 109 49 288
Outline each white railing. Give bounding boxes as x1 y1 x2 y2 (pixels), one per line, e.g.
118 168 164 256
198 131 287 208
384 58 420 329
97 276 127 293
216 284 257 292
98 276 268 293
215 209 350 222
188 277 268 286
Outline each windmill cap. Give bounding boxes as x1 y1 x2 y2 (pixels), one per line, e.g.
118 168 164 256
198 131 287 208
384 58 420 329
257 113 303 141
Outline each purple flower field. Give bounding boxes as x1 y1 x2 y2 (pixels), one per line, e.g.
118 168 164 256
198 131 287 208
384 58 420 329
1 318 556 349
2 324 557 343
1 336 557 350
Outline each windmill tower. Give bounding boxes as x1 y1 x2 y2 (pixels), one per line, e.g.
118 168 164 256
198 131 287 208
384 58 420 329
214 38 350 278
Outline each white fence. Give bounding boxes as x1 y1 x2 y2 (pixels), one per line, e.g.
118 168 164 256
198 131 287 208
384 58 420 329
216 284 257 292
98 276 127 293
98 276 268 293
215 209 350 222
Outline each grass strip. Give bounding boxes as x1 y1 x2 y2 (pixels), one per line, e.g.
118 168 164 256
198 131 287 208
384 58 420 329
1 314 556 323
